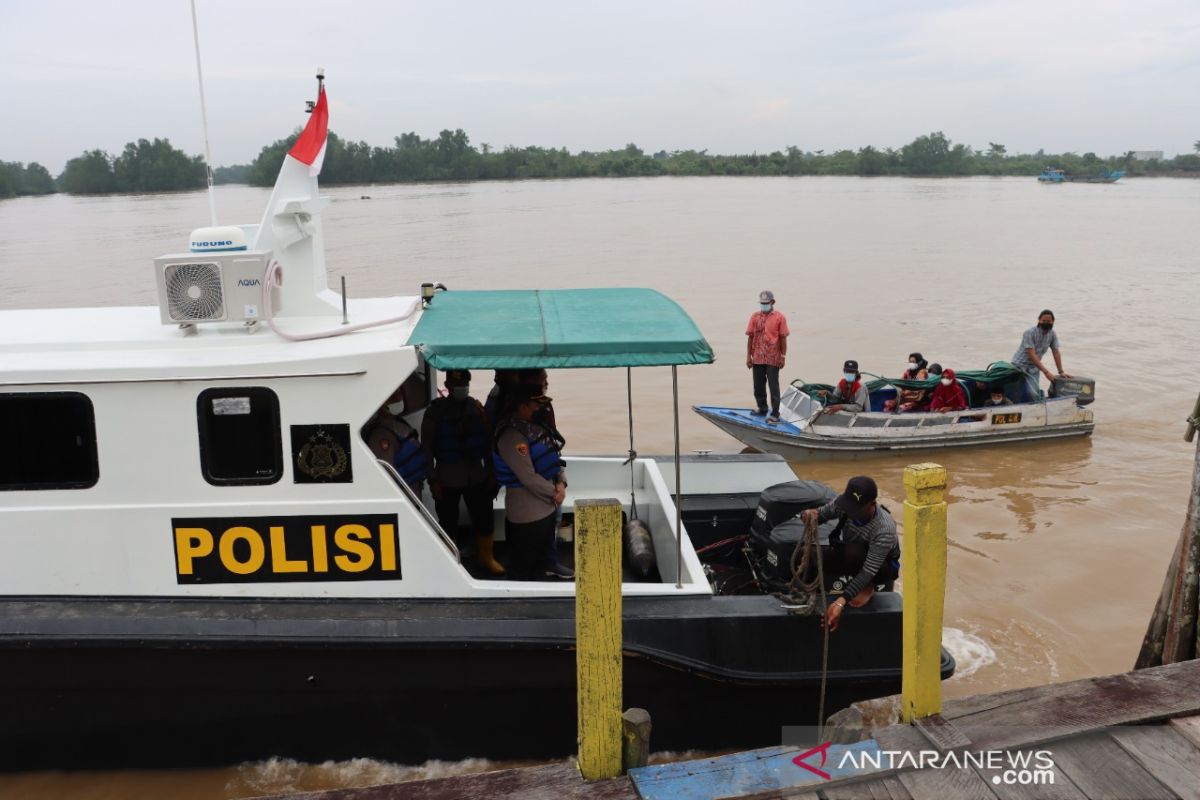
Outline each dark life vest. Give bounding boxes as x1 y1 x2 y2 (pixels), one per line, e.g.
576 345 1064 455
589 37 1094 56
493 418 565 488
429 397 489 466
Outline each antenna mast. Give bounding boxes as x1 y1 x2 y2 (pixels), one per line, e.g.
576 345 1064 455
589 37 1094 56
190 0 218 226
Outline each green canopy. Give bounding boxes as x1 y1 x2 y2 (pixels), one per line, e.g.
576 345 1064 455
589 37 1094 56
406 288 715 370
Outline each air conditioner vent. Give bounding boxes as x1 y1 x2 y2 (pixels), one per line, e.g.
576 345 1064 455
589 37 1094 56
164 262 225 321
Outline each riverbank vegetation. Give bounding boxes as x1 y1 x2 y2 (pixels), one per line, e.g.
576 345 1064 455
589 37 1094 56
5 132 1200 197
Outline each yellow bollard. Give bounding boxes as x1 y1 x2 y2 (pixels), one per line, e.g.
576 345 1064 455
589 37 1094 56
900 463 948 723
574 498 624 780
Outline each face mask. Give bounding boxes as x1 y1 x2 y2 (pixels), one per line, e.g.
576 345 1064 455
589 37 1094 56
843 373 857 383
1038 321 1053 331
941 378 952 387
450 386 469 400
991 396 1004 404
759 303 772 313
906 362 917 372
386 401 405 416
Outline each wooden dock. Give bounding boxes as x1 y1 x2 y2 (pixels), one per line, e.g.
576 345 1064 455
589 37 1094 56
262 657 1200 800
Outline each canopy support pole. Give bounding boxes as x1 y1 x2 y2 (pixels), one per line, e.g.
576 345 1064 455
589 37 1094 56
673 366 682 589
624 367 638 520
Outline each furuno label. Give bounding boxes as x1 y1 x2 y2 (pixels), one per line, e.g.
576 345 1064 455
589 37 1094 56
172 514 401 584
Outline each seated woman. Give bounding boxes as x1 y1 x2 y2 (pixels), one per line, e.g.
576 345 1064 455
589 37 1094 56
928 368 968 413
894 352 930 412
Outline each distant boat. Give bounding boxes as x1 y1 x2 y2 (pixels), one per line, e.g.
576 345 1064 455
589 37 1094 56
1038 166 1124 183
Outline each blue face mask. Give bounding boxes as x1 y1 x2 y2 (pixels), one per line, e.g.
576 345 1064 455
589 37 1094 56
843 373 857 383
759 303 772 313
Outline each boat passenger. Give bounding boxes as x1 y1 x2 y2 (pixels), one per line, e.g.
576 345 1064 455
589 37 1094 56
421 370 505 576
484 369 519 426
983 389 1014 407
517 368 573 581
799 476 900 633
364 392 426 490
927 362 943 377
494 385 567 581
745 289 789 424
817 359 869 414
889 352 930 413
928 368 968 413
1009 309 1072 400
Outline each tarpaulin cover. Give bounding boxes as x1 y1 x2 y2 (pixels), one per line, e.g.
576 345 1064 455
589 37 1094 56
407 288 715 369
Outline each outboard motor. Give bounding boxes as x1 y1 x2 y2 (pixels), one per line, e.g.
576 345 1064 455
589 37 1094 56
1050 375 1096 405
749 480 839 589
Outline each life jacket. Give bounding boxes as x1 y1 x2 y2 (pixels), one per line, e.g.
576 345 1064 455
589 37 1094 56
366 418 427 487
835 378 863 403
493 418 565 488
429 397 488 465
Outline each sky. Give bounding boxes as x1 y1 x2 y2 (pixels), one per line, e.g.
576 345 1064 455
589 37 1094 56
3 0 1199 173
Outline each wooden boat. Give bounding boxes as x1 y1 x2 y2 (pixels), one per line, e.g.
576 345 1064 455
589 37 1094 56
0 75 952 770
695 365 1095 459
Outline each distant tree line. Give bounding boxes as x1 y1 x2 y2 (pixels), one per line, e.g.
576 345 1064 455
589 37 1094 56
237 129 1200 186
5 132 1200 198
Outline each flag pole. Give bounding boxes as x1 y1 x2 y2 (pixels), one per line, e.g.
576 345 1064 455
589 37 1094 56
190 0 218 227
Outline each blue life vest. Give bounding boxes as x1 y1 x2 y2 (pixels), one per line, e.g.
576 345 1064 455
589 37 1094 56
366 418 427 488
392 433 427 487
493 419 564 488
429 398 488 466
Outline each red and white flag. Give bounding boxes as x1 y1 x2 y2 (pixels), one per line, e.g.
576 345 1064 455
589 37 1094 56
287 86 328 176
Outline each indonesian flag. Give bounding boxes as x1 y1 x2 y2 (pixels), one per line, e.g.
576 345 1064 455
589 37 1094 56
287 86 328 176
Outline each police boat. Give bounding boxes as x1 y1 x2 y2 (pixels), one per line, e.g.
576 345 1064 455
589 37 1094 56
695 366 1095 459
0 74 952 770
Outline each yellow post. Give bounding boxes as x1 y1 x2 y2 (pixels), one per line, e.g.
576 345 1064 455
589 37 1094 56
575 498 624 780
901 463 948 723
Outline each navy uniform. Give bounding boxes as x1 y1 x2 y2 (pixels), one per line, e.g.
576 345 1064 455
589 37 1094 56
421 370 504 575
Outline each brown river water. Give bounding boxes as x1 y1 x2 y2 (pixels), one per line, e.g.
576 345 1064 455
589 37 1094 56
0 176 1197 798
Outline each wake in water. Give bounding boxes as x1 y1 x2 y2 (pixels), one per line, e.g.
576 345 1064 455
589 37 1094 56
942 626 999 681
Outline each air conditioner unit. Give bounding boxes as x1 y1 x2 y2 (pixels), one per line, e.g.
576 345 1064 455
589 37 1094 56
153 250 278 325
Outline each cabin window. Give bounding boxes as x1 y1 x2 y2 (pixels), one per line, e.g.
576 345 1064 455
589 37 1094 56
197 387 282 486
0 392 99 491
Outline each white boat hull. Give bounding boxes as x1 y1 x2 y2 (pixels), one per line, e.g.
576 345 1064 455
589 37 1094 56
694 400 1093 459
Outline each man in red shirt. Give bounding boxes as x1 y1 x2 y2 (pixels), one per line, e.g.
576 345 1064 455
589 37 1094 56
745 290 790 424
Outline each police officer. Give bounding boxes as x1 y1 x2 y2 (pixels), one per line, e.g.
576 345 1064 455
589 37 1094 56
494 384 566 581
799 476 900 632
421 370 504 576
364 390 426 490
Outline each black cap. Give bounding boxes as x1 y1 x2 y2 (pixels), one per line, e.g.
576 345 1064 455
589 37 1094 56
445 369 471 384
834 476 878 516
843 359 859 373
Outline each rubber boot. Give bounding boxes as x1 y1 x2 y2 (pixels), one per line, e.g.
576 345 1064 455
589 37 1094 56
476 533 506 576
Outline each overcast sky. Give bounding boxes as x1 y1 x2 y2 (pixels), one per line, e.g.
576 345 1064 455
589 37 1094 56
3 0 1198 173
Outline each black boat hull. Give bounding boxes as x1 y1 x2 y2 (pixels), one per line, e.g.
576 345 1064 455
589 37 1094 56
0 594 953 770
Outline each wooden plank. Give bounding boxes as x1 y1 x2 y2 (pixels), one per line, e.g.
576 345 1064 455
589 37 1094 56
896 759 999 800
1111 725 1200 800
259 763 638 800
1170 714 1200 750
629 744 858 800
947 659 1200 752
967 747 1087 800
913 714 972 751
822 777 908 800
1046 733 1175 800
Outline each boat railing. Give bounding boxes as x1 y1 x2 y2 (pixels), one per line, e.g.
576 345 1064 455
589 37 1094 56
375 457 461 562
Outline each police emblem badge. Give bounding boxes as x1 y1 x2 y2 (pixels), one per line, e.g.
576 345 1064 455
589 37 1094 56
291 424 354 483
